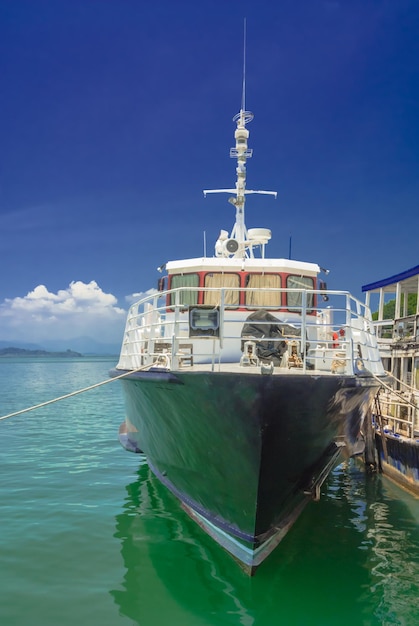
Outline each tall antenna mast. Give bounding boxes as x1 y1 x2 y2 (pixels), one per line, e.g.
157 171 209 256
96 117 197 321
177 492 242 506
242 18 247 112
203 20 277 257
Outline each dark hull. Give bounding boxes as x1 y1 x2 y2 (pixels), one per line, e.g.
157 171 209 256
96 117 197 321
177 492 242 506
112 368 379 570
375 432 419 496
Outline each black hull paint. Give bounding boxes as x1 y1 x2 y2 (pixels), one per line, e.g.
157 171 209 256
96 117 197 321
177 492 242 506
113 368 379 568
375 432 419 496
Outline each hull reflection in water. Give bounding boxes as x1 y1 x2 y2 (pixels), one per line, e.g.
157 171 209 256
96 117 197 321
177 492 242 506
110 461 419 626
110 462 256 625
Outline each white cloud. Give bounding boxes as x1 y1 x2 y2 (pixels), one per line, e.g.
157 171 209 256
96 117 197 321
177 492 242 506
0 281 127 344
125 288 158 306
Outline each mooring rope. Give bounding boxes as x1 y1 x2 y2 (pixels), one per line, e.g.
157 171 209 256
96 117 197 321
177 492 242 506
0 363 151 422
3 365 414 423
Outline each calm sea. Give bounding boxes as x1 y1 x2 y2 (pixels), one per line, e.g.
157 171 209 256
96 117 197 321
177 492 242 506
1 356 419 626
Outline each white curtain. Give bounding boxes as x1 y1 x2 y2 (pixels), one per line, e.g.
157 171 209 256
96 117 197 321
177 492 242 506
203 273 240 306
246 274 281 307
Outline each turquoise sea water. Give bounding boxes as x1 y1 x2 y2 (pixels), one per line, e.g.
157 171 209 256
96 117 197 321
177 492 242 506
1 356 419 626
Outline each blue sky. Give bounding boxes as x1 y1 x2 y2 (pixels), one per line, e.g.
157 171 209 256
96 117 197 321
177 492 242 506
1 0 418 348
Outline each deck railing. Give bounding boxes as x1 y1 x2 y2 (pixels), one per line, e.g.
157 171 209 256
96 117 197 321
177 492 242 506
374 374 419 439
117 287 384 376
373 313 419 342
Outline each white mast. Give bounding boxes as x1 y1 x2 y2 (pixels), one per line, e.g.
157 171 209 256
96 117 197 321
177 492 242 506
203 20 277 258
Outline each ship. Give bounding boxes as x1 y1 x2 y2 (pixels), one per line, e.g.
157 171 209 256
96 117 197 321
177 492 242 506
111 67 386 573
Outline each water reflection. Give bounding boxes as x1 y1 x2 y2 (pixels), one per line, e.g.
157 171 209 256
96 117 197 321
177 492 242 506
328 462 419 626
111 460 419 626
111 461 258 625
363 485 419 625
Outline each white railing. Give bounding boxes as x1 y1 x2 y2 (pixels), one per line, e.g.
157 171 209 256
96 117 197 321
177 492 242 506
374 375 419 439
116 287 384 376
373 314 419 342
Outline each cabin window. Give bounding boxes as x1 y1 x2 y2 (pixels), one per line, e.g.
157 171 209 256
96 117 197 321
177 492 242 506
203 273 240 306
170 273 199 306
286 275 314 311
245 274 281 307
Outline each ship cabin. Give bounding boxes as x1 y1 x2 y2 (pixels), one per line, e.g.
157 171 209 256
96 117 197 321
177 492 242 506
163 256 322 313
117 252 384 375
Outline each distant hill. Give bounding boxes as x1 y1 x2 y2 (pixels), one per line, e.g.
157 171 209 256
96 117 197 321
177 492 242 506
0 347 83 358
40 337 120 355
0 337 120 355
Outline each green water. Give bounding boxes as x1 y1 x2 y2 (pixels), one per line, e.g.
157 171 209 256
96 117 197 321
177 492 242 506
1 357 418 625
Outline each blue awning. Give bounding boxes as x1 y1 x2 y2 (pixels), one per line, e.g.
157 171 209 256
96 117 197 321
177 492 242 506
362 264 419 292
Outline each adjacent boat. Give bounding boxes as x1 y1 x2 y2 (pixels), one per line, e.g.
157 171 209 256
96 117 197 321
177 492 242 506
111 87 386 573
363 266 419 495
